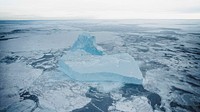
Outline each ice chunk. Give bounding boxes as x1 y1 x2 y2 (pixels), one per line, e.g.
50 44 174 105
109 96 153 112
71 33 103 55
58 34 143 84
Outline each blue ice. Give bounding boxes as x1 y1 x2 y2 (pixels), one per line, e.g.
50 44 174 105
58 60 142 84
71 33 103 55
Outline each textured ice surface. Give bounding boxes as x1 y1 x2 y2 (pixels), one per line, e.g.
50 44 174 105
1 20 200 112
58 34 143 84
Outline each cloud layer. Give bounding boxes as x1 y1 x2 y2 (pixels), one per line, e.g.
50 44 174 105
0 0 200 19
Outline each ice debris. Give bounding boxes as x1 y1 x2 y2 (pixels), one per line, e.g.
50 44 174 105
58 33 143 84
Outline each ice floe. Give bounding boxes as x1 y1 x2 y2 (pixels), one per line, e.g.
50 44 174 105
109 95 153 112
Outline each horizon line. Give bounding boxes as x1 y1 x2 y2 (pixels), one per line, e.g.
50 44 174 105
0 18 200 21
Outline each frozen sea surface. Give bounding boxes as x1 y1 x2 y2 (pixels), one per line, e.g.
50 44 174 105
0 20 200 112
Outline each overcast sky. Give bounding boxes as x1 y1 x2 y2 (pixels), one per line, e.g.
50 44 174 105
0 0 200 19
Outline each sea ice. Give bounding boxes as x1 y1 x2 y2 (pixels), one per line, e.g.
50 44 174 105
58 33 143 84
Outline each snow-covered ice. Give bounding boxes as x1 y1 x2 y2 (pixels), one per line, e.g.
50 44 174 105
109 96 153 112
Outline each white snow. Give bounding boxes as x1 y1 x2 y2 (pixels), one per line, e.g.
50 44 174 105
0 63 42 89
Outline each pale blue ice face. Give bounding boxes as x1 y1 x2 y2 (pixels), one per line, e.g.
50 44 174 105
71 33 103 55
58 60 142 84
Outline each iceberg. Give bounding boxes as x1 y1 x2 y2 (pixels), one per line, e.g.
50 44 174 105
58 33 143 84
